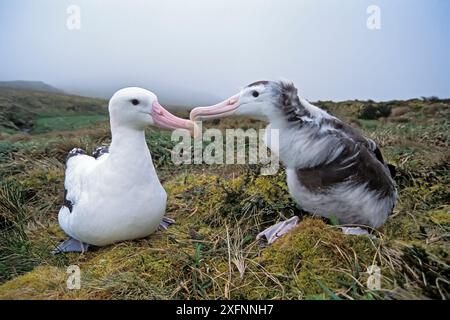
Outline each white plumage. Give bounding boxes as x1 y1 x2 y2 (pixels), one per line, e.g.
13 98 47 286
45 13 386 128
55 87 194 252
59 143 167 246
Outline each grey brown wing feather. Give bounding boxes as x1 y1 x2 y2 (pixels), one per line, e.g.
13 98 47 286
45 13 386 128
327 119 396 178
92 146 109 159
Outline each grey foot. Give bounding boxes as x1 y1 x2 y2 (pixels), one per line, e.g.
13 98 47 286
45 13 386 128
52 237 90 254
257 216 300 245
340 226 375 238
92 146 109 159
159 217 176 230
66 148 87 162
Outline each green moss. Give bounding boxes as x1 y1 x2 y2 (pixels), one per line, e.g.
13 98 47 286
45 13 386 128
165 171 300 233
259 218 376 298
0 266 71 299
83 242 177 282
428 206 450 227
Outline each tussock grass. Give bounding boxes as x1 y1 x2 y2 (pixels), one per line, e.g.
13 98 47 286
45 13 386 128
0 181 36 282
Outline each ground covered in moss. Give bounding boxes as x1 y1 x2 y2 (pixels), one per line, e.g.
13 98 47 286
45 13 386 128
0 97 448 299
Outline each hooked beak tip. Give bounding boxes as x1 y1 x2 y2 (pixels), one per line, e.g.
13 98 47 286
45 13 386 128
189 94 240 122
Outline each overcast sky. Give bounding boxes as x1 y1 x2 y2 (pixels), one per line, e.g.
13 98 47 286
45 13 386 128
0 0 449 107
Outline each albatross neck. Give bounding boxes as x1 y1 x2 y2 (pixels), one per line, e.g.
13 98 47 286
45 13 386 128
109 125 152 164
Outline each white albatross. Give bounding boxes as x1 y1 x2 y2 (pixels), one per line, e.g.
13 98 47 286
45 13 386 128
190 80 397 244
54 87 195 253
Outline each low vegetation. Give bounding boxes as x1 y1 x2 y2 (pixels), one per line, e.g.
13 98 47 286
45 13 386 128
0 88 107 133
0 91 448 299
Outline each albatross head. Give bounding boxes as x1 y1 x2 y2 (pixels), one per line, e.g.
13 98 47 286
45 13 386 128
109 87 196 133
190 80 302 123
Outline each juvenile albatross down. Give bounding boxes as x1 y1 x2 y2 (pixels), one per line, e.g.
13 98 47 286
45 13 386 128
191 80 397 244
54 87 196 253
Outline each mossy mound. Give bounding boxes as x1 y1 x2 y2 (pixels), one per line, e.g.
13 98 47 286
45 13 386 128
259 219 377 299
165 171 301 232
0 266 71 300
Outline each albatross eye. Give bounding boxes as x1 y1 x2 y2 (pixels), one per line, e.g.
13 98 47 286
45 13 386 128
252 91 259 98
131 99 140 106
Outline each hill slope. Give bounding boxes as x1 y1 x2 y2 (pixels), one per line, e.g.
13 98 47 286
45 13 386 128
0 81 64 94
0 88 108 133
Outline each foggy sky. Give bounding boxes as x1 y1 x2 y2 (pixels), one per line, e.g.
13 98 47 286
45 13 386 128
0 0 449 108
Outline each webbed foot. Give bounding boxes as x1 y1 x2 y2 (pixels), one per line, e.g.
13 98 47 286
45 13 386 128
340 226 371 236
159 217 176 230
52 237 90 254
256 216 299 245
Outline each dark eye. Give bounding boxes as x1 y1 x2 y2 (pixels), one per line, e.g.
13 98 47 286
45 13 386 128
252 91 259 98
131 99 140 106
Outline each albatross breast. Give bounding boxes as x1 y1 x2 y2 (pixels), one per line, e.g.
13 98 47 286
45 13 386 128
59 152 167 246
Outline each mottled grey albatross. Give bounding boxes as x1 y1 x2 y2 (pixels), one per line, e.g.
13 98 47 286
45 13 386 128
190 80 397 244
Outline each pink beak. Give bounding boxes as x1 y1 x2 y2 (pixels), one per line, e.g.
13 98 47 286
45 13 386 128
151 100 197 135
190 94 240 121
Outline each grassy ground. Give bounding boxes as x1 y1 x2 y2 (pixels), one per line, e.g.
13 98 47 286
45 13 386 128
0 96 448 299
33 115 108 134
0 87 107 134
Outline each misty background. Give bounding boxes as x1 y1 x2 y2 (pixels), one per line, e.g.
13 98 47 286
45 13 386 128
0 0 449 108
